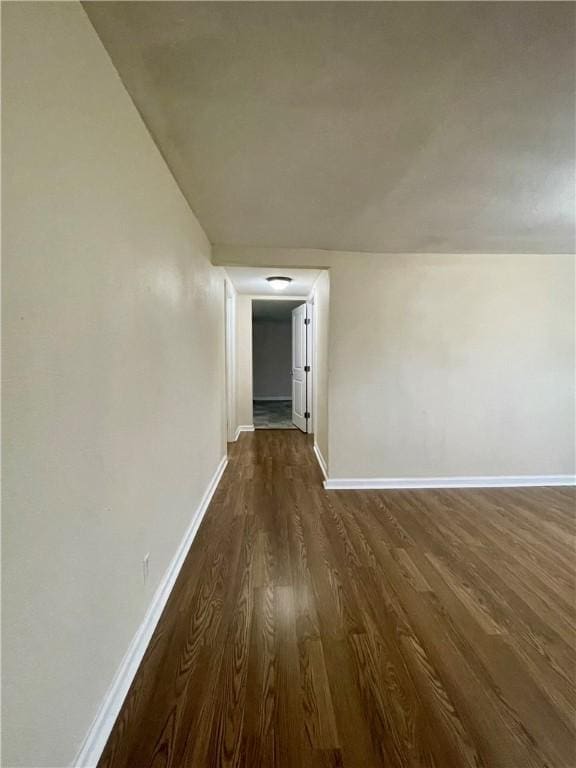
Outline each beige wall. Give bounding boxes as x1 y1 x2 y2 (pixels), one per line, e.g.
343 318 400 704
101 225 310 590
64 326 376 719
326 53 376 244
214 246 575 480
311 272 330 465
2 4 226 766
235 295 254 428
328 252 574 478
225 279 237 441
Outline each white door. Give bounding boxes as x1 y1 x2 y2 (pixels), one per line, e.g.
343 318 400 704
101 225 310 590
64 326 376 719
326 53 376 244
292 303 308 432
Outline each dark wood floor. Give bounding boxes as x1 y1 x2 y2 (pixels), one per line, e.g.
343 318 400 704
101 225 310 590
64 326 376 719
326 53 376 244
99 431 576 768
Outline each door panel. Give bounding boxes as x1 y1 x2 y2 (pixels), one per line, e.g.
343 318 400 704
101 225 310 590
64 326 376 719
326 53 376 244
292 303 307 431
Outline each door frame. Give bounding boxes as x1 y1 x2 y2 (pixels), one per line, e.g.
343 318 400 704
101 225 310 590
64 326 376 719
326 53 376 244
291 299 314 434
291 302 308 432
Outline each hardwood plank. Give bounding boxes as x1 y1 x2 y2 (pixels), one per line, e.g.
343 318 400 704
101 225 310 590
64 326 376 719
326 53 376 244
206 514 256 767
241 585 276 768
299 638 340 750
274 585 305 768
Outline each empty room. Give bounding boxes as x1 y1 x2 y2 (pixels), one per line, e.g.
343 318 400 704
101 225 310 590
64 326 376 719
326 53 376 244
2 2 575 767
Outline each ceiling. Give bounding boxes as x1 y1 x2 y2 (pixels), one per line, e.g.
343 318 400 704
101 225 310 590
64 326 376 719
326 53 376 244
85 2 575 254
225 266 320 296
252 299 303 321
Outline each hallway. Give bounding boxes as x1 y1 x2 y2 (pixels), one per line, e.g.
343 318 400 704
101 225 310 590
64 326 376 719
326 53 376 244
98 431 575 768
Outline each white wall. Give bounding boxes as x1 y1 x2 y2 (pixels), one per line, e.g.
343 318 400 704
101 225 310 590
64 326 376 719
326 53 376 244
311 272 330 466
215 246 575 481
3 4 226 766
252 318 292 399
225 279 237 441
235 295 254 428
328 253 575 479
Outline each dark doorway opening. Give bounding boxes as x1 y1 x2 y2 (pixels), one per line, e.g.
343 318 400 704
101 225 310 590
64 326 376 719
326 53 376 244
252 299 302 429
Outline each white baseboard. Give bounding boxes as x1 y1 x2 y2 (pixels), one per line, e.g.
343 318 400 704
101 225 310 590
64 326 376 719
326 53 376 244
323 474 576 490
72 455 228 768
234 424 255 441
313 443 328 481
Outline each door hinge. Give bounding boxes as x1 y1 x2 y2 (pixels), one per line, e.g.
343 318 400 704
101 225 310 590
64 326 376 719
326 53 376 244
304 318 311 325
304 365 310 372
304 411 310 419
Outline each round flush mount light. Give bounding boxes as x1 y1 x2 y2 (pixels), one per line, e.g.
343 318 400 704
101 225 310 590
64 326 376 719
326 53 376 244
266 276 293 291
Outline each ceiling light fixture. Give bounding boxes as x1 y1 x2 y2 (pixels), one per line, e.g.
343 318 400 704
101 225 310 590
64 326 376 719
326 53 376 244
266 276 293 291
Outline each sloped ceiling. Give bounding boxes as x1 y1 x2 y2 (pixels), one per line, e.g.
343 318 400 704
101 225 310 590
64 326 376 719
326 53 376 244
85 1 575 254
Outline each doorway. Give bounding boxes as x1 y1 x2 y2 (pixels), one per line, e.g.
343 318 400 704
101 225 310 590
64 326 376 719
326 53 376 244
222 266 327 449
252 299 311 431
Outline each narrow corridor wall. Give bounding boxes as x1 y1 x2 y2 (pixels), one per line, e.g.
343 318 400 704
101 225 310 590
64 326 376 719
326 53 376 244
311 271 330 467
3 3 226 765
235 295 254 428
